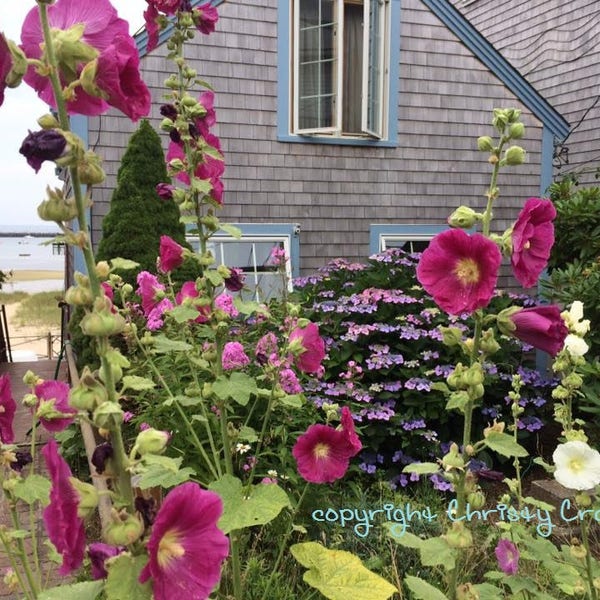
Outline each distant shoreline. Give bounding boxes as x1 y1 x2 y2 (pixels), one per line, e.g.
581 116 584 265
0 232 60 238
7 270 63 282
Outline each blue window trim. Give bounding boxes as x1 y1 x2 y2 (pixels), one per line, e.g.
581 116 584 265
194 222 301 278
369 223 446 255
277 0 401 148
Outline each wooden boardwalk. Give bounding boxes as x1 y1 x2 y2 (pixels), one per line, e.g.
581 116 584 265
0 359 69 599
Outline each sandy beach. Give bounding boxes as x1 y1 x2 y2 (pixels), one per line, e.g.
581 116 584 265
1 270 64 360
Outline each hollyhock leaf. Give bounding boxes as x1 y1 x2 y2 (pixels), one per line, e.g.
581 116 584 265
12 474 51 505
484 432 528 458
164 394 202 408
212 373 257 406
109 257 139 270
169 305 202 324
279 394 304 408
402 462 440 475
419 537 456 569
105 553 152 600
152 334 193 353
504 576 538 595
121 376 156 392
219 223 242 239
37 581 105 600
136 455 195 489
238 426 258 443
404 576 449 600
291 542 397 600
205 269 224 287
472 584 503 599
209 474 291 534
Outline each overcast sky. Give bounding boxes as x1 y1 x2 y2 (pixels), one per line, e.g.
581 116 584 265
1 0 147 229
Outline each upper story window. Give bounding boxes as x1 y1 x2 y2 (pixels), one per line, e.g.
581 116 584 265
286 0 394 143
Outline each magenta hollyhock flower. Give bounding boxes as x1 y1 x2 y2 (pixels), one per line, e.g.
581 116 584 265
511 197 556 288
139 482 229 599
214 294 238 318
292 424 352 483
416 229 502 315
340 406 362 455
156 182 175 200
495 538 519 575
88 542 122 579
148 0 182 15
146 298 174 331
289 322 326 374
143 3 161 53
93 35 151 122
19 129 67 173
0 33 12 106
0 374 17 444
176 281 210 323
159 235 185 272
34 380 76 433
222 342 250 370
42 439 86 576
21 0 149 120
193 3 219 35
509 305 568 356
136 271 165 315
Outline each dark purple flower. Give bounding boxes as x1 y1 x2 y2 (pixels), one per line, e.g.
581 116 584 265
10 450 33 472
224 267 245 292
19 129 67 173
156 183 175 200
91 442 113 475
88 543 122 579
160 104 178 120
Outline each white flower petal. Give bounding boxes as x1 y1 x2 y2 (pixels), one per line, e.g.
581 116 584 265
553 441 600 490
564 334 589 357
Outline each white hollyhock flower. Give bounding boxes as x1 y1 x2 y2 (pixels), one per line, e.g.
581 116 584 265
563 333 589 357
553 441 600 490
561 301 591 336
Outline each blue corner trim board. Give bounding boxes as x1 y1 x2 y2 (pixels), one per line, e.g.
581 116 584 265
277 0 401 147
421 0 569 140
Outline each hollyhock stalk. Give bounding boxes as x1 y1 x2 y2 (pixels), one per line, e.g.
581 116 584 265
35 2 134 511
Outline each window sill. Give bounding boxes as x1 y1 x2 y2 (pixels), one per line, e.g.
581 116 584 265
277 133 398 148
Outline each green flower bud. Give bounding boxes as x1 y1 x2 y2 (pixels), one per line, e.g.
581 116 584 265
480 328 500 355
468 383 485 400
22 393 39 407
92 402 124 431
104 510 144 546
69 367 108 411
467 491 486 510
5 40 28 88
503 145 526 165
37 186 79 222
476 136 494 152
69 477 99 518
464 364 484 386
440 327 464 347
77 150 106 185
80 309 126 337
444 521 473 548
447 205 481 229
65 284 94 307
552 385 570 400
456 583 480 600
509 122 525 139
442 443 465 472
37 113 60 130
563 372 583 389
134 428 170 456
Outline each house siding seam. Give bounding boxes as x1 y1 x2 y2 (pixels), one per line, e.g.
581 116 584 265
88 0 551 276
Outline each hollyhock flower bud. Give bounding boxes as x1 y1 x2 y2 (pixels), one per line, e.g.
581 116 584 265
80 307 126 337
77 150 106 185
69 477 99 518
476 136 494 152
156 182 175 200
158 235 185 272
69 367 108 411
509 122 525 139
503 145 526 165
2 36 27 91
93 402 124 431
19 129 67 173
447 205 480 229
134 428 170 456
104 510 145 546
37 187 79 222
64 282 94 306
444 521 473 548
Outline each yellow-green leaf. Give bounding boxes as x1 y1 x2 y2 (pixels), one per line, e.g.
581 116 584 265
404 575 449 600
291 542 397 600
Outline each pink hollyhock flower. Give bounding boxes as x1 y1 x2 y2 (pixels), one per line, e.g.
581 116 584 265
214 293 238 318
255 332 279 364
511 197 556 288
139 482 229 599
21 0 149 120
42 439 86 575
0 33 11 106
176 281 210 323
159 235 185 272
92 35 151 122
340 406 362 455
136 271 165 315
88 542 122 579
292 424 352 483
193 3 219 35
508 305 568 357
416 229 502 315
222 342 250 370
0 374 17 443
495 538 519 575
279 368 302 394
289 322 326 374
34 380 76 433
148 0 182 16
143 3 161 53
146 298 174 331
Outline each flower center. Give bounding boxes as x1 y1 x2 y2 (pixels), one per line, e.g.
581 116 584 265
568 458 584 473
157 529 185 570
454 258 480 285
313 443 330 459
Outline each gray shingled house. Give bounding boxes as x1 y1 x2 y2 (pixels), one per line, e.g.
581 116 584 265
73 0 569 292
451 0 599 186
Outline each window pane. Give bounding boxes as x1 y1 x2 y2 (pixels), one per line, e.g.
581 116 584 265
364 0 383 136
297 0 336 130
342 2 363 133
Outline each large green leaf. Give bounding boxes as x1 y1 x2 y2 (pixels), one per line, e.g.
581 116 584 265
419 536 456 569
402 461 439 475
168 305 202 323
291 542 397 600
121 375 156 392
209 474 290 533
484 432 528 458
109 258 139 271
152 334 193 353
212 372 257 406
136 455 195 489
38 581 104 600
105 553 152 600
12 474 50 505
404 575 449 600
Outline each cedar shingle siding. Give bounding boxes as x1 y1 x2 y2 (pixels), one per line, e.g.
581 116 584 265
451 0 599 185
88 0 550 275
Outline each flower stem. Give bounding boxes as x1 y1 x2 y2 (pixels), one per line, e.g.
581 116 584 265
581 516 598 600
9 504 39 596
0 527 34 600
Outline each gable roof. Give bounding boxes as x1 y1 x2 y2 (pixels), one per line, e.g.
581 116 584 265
132 0 569 140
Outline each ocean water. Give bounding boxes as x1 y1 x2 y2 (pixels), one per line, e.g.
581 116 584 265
0 235 64 293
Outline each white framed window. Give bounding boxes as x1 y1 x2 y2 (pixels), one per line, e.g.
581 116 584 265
292 0 391 139
369 224 447 255
187 224 300 302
